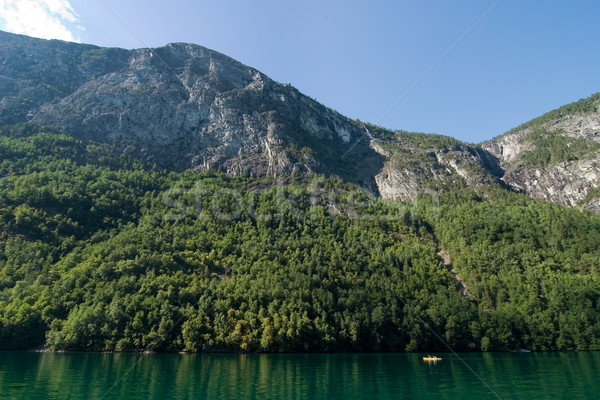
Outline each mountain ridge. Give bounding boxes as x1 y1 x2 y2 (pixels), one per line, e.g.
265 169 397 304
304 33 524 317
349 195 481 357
1 30 388 194
1 30 599 209
2 31 600 353
482 93 600 209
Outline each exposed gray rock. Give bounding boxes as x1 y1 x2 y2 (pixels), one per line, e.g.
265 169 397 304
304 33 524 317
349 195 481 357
483 104 600 211
501 159 600 207
371 135 504 202
0 32 383 191
2 30 599 211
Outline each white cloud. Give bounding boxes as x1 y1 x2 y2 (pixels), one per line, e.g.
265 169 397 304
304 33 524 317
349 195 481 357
0 0 81 42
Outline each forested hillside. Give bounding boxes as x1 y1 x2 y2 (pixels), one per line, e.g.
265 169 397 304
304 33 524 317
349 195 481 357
1 124 600 352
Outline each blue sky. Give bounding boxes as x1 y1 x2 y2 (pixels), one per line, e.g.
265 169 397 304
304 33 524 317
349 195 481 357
1 1 599 143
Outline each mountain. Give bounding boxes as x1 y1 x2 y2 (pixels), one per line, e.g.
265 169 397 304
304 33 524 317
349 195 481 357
2 31 600 353
0 30 509 200
483 93 600 211
0 30 385 193
2 124 600 353
3 30 598 209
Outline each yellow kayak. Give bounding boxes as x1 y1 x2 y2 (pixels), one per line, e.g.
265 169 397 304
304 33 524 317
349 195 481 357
423 356 442 362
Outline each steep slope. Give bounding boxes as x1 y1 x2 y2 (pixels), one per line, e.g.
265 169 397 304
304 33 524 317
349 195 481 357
0 30 384 193
3 30 598 210
2 33 600 353
0 31 130 123
483 93 600 211
369 127 505 201
0 30 508 200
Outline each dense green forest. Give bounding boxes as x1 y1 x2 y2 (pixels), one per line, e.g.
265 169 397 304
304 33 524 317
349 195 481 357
1 124 600 352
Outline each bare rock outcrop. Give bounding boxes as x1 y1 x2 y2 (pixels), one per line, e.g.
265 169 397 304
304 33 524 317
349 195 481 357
483 99 600 211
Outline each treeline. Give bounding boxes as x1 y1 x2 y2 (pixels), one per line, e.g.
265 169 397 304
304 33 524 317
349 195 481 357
1 125 600 352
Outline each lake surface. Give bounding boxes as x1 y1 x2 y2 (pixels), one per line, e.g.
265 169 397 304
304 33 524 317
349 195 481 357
0 351 598 399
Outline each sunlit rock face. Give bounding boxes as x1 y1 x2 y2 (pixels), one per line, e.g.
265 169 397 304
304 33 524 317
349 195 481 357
0 31 382 191
2 30 599 210
483 107 600 211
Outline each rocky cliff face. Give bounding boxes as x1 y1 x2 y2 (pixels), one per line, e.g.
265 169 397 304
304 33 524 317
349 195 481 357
370 131 505 201
0 32 130 124
1 30 599 210
0 31 383 192
483 97 600 211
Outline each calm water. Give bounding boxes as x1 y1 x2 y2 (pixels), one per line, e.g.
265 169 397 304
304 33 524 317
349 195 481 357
0 351 598 399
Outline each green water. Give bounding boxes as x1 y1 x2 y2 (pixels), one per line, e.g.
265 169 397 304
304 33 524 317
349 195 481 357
0 352 598 399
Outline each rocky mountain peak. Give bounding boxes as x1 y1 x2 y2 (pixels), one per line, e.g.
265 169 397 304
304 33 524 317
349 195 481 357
483 93 600 210
1 30 599 209
1 31 382 190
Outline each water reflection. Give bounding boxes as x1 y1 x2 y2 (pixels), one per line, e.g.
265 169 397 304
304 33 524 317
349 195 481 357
0 351 599 399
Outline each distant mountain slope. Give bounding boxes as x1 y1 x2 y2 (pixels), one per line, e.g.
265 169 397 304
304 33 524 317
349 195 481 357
0 30 504 200
0 30 384 193
369 127 505 201
1 30 599 210
2 34 600 353
483 93 600 211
